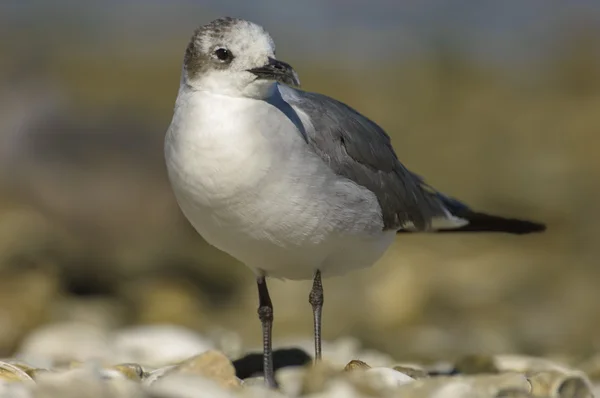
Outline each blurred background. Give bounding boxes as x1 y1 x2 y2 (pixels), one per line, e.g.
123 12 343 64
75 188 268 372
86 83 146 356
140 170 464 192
0 0 599 363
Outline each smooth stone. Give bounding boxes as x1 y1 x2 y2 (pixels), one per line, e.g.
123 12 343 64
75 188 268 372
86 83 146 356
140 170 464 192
495 388 533 398
207 328 244 360
112 325 214 367
347 367 414 395
97 365 145 382
578 355 600 381
527 370 593 398
0 360 38 378
166 350 240 390
344 360 371 372
427 380 479 398
241 384 290 398
278 337 394 368
33 367 147 398
592 384 600 398
300 361 342 395
320 379 365 398
142 366 176 386
67 361 83 370
395 373 531 398
454 354 499 374
148 373 237 398
110 364 145 382
25 369 51 380
353 349 396 369
17 322 112 365
240 377 264 387
426 361 458 376
97 368 129 381
392 365 429 379
493 355 574 374
275 367 306 397
0 383 32 398
0 371 33 398
0 361 34 383
365 367 414 387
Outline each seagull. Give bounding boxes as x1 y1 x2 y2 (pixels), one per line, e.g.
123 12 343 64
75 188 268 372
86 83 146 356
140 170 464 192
164 17 545 387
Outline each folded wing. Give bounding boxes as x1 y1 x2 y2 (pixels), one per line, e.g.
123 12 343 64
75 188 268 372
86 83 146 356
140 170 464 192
278 85 545 235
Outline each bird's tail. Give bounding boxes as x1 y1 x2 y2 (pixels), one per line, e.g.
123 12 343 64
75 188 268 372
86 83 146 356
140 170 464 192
435 192 545 234
433 210 546 234
398 184 546 235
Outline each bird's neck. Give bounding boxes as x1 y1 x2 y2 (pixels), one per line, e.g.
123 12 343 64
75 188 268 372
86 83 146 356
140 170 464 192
178 76 278 101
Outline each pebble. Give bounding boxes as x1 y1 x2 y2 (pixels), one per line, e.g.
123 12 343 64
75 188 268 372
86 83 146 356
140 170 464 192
454 354 499 374
0 361 34 383
17 322 113 366
242 384 290 398
149 373 237 398
343 360 370 371
579 354 600 381
345 365 414 395
278 337 394 368
240 376 265 387
111 325 214 367
0 383 32 398
300 360 342 395
493 354 574 374
275 367 306 397
208 328 244 360
392 365 429 379
364 367 415 388
396 373 531 398
527 370 593 398
108 363 145 381
317 379 364 398
0 325 599 398
32 367 147 398
142 365 176 386
163 350 241 390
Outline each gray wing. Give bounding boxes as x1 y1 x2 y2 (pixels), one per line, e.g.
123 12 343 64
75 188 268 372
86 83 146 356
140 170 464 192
278 85 448 231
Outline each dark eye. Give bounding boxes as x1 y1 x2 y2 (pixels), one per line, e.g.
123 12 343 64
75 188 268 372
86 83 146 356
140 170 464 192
214 47 232 62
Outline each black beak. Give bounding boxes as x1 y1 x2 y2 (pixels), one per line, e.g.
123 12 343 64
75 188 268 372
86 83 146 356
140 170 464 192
247 57 300 87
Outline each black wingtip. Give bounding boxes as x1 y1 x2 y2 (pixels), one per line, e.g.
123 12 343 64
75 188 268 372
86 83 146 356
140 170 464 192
435 211 546 235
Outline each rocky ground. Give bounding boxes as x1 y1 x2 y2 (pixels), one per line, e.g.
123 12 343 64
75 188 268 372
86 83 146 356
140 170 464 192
0 322 595 398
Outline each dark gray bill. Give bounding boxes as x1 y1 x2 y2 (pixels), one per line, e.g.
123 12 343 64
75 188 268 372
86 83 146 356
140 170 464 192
247 57 300 87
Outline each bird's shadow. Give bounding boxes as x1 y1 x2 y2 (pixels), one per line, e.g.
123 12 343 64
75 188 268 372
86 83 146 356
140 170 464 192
233 347 312 379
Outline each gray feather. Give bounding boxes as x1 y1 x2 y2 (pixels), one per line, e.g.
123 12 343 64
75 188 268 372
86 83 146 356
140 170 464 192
277 85 448 231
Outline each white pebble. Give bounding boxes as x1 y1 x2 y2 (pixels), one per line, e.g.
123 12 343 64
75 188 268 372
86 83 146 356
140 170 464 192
33 367 145 398
322 379 363 398
148 373 237 398
365 367 414 388
430 381 473 398
0 383 33 398
17 322 112 364
112 324 214 367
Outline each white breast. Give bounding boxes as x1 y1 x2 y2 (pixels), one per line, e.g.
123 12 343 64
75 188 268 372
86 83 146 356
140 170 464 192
165 87 394 280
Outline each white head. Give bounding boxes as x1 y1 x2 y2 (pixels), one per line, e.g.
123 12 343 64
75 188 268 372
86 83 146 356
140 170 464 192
182 17 300 99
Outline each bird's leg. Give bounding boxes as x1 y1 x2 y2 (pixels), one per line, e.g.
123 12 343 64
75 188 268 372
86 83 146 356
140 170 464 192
256 276 277 388
308 270 324 361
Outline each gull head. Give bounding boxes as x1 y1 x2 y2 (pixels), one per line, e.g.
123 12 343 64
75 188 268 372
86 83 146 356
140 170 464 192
182 17 300 98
